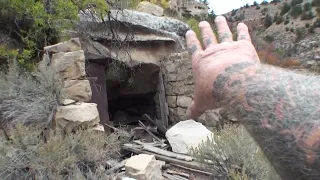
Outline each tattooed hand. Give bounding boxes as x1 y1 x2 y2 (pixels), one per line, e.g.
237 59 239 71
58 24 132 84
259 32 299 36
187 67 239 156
186 16 320 180
186 16 259 119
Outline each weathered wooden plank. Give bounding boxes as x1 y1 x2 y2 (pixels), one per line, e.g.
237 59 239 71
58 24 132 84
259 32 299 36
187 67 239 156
123 144 212 175
158 66 169 128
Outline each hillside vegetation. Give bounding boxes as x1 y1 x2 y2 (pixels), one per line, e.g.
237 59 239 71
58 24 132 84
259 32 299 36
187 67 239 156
222 0 320 71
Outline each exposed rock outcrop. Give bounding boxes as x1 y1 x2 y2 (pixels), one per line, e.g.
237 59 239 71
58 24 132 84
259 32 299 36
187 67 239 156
137 1 164 17
169 0 208 18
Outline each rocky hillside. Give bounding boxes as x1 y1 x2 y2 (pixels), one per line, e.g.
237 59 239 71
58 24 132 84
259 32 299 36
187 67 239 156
223 0 320 71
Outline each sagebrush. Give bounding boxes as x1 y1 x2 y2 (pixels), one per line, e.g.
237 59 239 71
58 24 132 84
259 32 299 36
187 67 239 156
0 124 131 179
191 125 280 180
0 60 60 129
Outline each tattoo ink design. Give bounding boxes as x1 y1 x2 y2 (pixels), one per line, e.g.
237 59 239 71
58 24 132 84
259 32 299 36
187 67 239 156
188 44 198 55
213 62 320 180
206 38 213 46
220 32 231 42
238 35 247 40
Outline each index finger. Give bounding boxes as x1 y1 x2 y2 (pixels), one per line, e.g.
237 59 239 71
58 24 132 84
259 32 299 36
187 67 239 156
186 30 203 58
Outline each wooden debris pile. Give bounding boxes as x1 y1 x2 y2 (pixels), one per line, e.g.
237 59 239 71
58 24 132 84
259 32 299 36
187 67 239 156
108 114 217 180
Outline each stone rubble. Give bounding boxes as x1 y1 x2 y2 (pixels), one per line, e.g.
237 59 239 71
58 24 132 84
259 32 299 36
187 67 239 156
166 120 214 154
125 154 165 180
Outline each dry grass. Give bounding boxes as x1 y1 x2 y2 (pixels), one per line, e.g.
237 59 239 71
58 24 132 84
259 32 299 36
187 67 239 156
0 60 61 129
0 124 131 180
190 125 280 180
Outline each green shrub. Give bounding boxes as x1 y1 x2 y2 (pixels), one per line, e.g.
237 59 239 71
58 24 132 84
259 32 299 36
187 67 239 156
301 11 314 20
264 35 274 42
304 2 312 11
291 4 303 18
150 0 170 9
231 9 238 16
286 27 290 31
0 125 131 179
306 23 310 28
281 3 291 15
284 19 290 25
310 26 316 33
256 6 261 10
276 16 285 24
316 7 320 15
187 18 201 39
291 0 303 6
312 0 320 7
0 0 108 68
295 27 307 41
190 125 280 180
290 27 295 32
264 14 273 28
0 60 61 128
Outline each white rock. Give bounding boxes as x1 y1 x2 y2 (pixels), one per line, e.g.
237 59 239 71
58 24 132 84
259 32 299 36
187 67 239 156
125 154 164 180
166 120 214 154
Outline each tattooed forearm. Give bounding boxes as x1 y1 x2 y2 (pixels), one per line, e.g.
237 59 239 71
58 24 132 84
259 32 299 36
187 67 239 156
213 62 320 180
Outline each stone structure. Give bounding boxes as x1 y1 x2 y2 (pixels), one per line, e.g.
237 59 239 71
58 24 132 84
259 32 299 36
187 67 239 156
169 0 208 18
162 52 230 127
43 38 104 133
74 9 190 126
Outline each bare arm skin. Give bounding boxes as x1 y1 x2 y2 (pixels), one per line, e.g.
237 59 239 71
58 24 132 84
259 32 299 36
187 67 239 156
186 16 320 180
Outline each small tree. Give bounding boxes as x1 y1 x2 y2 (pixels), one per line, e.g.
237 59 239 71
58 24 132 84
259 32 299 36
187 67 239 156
262 0 269 5
291 4 303 18
231 9 238 16
295 27 306 41
312 0 320 7
291 0 303 7
304 2 312 11
281 3 291 15
265 14 273 28
253 1 259 6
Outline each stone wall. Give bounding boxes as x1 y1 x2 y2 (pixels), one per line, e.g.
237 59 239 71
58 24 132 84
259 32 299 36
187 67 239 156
43 38 104 133
162 52 232 128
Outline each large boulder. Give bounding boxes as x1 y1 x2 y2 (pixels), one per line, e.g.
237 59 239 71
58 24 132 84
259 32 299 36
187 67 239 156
137 1 164 17
166 120 214 154
78 9 190 50
107 9 189 37
125 154 164 180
